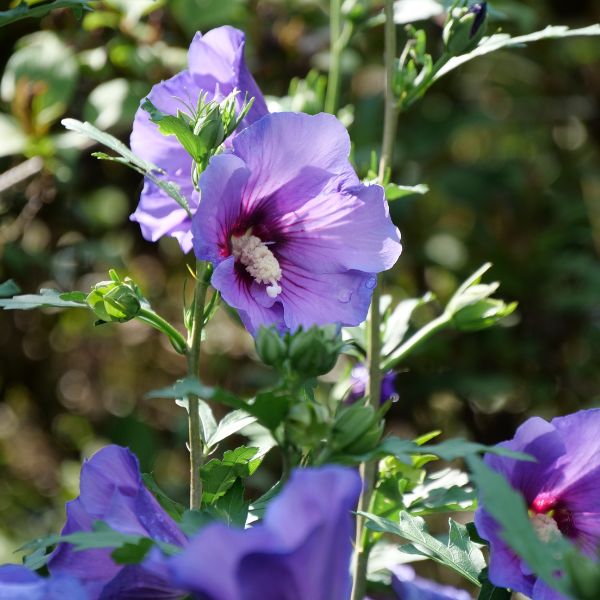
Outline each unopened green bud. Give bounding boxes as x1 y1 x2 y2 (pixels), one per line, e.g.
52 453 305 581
331 403 383 455
443 2 488 56
285 402 329 451
255 326 287 368
86 273 143 323
452 298 516 331
288 325 342 378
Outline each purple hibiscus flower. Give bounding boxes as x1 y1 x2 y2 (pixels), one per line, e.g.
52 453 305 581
475 409 600 600
192 111 402 334
130 26 268 252
390 565 473 600
346 363 397 404
0 565 88 600
160 466 361 600
47 445 187 599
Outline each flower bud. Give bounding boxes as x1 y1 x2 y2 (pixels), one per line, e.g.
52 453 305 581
86 275 143 323
255 326 287 368
443 2 488 56
452 298 516 332
331 403 383 455
288 326 342 378
285 402 329 451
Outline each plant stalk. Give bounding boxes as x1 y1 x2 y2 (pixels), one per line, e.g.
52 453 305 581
186 260 210 510
350 1 398 598
324 0 343 115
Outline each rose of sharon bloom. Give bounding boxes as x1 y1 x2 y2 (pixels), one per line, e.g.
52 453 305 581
48 445 187 599
390 565 473 600
346 363 397 404
130 26 268 252
193 111 402 334
161 466 361 600
475 409 600 600
0 565 88 600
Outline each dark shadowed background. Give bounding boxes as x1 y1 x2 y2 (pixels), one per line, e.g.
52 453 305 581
0 0 599 577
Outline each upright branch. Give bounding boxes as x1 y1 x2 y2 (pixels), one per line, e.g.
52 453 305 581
325 0 343 114
350 1 398 598
186 260 210 510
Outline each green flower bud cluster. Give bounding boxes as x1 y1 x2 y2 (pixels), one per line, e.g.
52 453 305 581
86 270 144 324
142 88 254 173
255 325 344 379
331 402 384 456
443 2 488 56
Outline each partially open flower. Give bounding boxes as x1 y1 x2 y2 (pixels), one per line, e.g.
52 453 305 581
130 26 268 252
475 409 600 599
193 111 402 334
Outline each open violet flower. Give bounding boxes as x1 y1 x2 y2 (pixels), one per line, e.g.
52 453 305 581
193 111 402 334
47 445 187 600
0 565 88 600
475 409 600 600
130 26 268 252
346 363 398 405
159 466 361 600
390 565 473 600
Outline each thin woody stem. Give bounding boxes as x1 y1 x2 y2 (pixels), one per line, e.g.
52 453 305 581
350 1 398 598
186 260 210 510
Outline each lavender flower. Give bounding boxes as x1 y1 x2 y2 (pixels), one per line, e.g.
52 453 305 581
391 565 473 600
48 445 187 599
475 409 600 599
162 466 361 599
346 363 397 404
193 111 402 334
130 26 268 252
0 565 88 600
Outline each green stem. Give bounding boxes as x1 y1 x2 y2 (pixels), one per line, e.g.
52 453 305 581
382 312 451 371
186 260 210 510
350 2 397 598
136 308 187 354
324 0 343 115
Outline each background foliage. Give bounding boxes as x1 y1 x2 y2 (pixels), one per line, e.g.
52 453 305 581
0 0 599 586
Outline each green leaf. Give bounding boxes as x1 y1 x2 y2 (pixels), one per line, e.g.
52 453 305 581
110 538 154 565
147 377 243 409
141 473 186 522
207 410 257 448
0 288 87 311
200 446 260 504
244 390 291 431
0 114 27 158
61 119 190 216
0 1 92 29
385 182 429 201
382 293 434 356
436 25 600 81
211 479 249 526
477 568 512 600
248 479 283 521
466 455 575 596
418 439 534 462
0 280 20 298
362 511 485 586
179 509 215 537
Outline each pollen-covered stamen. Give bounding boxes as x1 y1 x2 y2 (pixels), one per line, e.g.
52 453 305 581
231 231 282 298
530 513 561 543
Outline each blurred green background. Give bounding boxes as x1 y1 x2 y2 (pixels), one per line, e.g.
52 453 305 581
0 0 599 567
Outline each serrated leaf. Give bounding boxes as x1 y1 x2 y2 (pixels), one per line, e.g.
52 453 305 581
0 289 87 311
207 410 257 448
62 119 190 215
477 568 511 600
436 25 600 81
0 1 91 28
362 511 485 586
244 390 291 431
179 509 215 537
211 479 249 526
382 294 434 356
148 377 243 409
200 446 259 504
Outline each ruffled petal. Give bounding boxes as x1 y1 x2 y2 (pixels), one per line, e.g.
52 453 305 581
231 112 357 208
276 182 401 274
278 262 375 331
0 566 88 600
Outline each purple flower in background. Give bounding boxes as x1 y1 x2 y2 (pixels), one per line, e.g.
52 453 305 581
193 111 402 334
475 409 600 600
162 466 361 600
48 445 187 599
391 565 473 600
0 565 88 600
346 363 397 404
130 26 268 252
